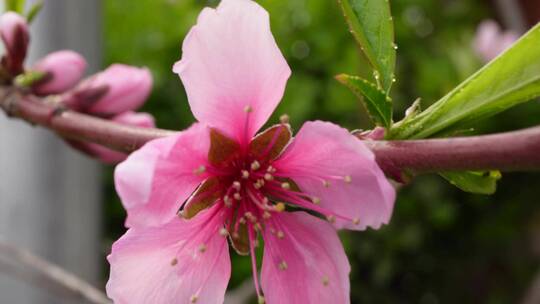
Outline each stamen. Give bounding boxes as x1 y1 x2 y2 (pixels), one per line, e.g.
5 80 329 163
170 258 178 266
278 260 288 270
276 230 284 239
254 223 263 231
193 165 206 175
190 295 198 303
279 114 290 124
322 180 330 187
274 202 285 212
344 175 352 184
251 160 261 171
267 166 276 173
244 105 253 113
263 211 272 219
219 228 229 237
353 218 360 225
232 181 241 190
312 197 321 205
264 173 274 181
281 182 290 190
223 195 233 207
254 180 263 189
241 170 250 179
327 215 336 224
234 193 242 201
239 217 247 225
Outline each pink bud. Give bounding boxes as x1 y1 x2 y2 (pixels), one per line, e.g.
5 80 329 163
63 64 152 116
32 50 87 95
82 112 156 164
473 20 519 63
0 12 29 75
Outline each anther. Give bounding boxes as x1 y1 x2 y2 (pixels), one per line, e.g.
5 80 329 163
322 180 330 187
170 258 178 266
251 160 261 170
278 260 288 270
312 197 321 205
193 165 206 175
322 276 329 286
327 215 336 224
223 195 233 207
239 217 247 225
241 170 250 179
353 218 360 225
198 244 207 253
244 105 253 113
219 228 229 237
190 295 198 303
232 232 240 239
234 193 242 201
254 181 263 189
277 230 285 239
264 173 274 181
263 211 272 220
233 181 241 190
279 114 290 124
266 166 276 173
275 202 285 212
344 175 352 184
281 182 290 190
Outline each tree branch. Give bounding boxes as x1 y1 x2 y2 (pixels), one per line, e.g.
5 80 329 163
1 86 540 175
0 238 111 304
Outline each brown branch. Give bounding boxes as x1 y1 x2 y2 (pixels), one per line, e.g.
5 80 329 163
1 86 540 175
0 238 111 304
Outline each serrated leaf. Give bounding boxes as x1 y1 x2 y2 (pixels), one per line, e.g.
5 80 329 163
440 171 501 195
336 74 392 127
337 0 396 92
5 0 25 14
390 23 540 139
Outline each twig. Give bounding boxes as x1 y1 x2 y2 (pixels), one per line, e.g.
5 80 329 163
0 238 111 304
1 87 540 175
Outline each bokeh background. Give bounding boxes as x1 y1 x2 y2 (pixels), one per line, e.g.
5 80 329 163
3 0 540 303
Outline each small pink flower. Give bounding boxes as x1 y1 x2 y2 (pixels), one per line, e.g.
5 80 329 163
107 1 395 303
32 50 87 95
79 112 156 164
473 20 519 63
63 64 152 117
0 12 29 75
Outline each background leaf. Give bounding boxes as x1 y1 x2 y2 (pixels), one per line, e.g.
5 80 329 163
336 74 393 127
5 0 25 14
440 171 501 195
337 0 396 93
390 23 540 139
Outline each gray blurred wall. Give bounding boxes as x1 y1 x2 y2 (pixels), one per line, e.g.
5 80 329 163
0 0 103 303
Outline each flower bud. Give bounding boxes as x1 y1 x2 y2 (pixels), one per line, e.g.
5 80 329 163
63 64 152 116
71 111 156 164
32 50 87 95
473 20 519 63
0 12 29 75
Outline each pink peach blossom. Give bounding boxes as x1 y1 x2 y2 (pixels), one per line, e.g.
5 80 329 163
81 112 155 164
0 12 29 75
32 50 87 95
63 64 152 116
473 20 519 63
108 0 395 303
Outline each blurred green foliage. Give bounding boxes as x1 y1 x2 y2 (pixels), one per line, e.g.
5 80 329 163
103 0 540 303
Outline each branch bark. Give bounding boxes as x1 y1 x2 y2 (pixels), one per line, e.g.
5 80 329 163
1 86 540 174
0 238 111 304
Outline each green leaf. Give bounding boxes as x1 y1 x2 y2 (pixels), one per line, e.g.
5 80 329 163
336 74 392 127
26 1 43 23
440 171 501 195
337 0 396 93
390 23 540 139
5 0 25 14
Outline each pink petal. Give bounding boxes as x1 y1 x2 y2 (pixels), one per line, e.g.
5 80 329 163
32 50 87 95
107 205 230 304
261 211 350 304
114 123 211 228
173 0 291 144
273 121 395 230
83 112 156 164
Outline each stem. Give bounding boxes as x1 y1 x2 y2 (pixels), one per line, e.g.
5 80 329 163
1 87 540 175
0 238 111 304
